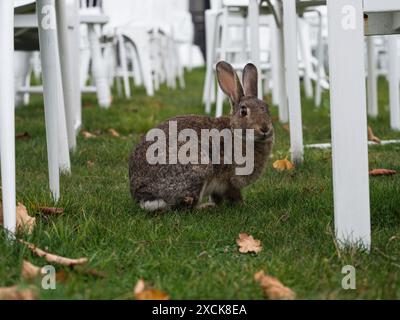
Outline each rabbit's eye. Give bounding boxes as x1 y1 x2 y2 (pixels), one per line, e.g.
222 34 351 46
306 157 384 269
240 106 247 117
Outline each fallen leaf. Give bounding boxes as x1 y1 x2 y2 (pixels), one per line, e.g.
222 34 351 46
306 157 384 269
16 132 30 140
282 124 290 133
273 158 294 171
108 128 120 137
20 240 88 267
16 203 36 234
38 206 64 215
87 160 95 169
56 270 70 283
368 126 381 144
134 279 169 300
82 131 96 139
21 260 42 280
369 169 397 176
236 233 262 254
0 286 37 300
254 270 295 300
83 102 94 109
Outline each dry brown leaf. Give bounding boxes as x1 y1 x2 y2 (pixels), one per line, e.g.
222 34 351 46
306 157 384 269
368 126 381 144
236 233 262 254
16 132 31 140
38 206 64 215
20 240 88 267
282 124 290 133
254 270 295 300
0 286 37 300
273 158 294 171
82 130 96 139
16 203 36 234
21 260 42 280
369 169 397 176
134 279 169 300
108 128 120 137
87 160 95 169
83 102 94 109
56 270 70 283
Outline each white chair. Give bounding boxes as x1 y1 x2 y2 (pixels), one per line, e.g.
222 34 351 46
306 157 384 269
366 35 400 130
14 0 80 152
79 0 112 108
203 0 266 117
204 0 327 118
277 0 400 248
1 0 17 235
1 0 78 235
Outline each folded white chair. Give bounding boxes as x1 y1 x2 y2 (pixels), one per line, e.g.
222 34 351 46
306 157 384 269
79 0 112 108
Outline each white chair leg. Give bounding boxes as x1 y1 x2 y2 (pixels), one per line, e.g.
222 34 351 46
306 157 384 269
203 10 219 114
274 1 289 123
216 9 228 118
327 0 371 248
315 11 324 107
117 33 131 99
124 27 155 96
80 47 91 88
69 0 82 133
138 42 155 97
56 78 71 174
88 24 111 108
282 0 304 164
0 0 16 235
249 0 262 99
23 65 32 106
174 42 186 89
270 15 281 106
388 36 400 131
127 42 143 86
14 51 30 107
367 37 378 118
56 0 77 151
298 18 313 99
36 0 64 200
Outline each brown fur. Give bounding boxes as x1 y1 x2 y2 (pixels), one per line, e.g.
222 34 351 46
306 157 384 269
128 61 274 211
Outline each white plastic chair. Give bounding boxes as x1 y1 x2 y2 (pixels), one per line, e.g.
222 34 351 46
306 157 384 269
1 0 77 235
79 0 112 108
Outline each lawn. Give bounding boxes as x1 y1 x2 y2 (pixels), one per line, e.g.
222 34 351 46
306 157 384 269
1 68 400 299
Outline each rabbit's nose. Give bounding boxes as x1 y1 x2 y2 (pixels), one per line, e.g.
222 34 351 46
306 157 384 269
260 127 269 134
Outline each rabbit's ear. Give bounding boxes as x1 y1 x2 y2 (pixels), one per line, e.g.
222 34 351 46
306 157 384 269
216 61 244 108
242 63 258 97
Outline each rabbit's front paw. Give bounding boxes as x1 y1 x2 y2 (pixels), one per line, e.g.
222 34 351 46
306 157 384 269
196 202 216 210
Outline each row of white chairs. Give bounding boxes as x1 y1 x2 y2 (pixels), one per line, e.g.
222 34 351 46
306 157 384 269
18 2 192 105
203 0 330 118
202 0 400 249
2 0 196 235
204 0 400 132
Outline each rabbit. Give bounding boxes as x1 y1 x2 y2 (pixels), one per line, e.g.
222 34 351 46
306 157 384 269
129 61 274 211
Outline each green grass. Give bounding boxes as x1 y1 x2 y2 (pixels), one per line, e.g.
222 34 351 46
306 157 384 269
1 69 400 299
